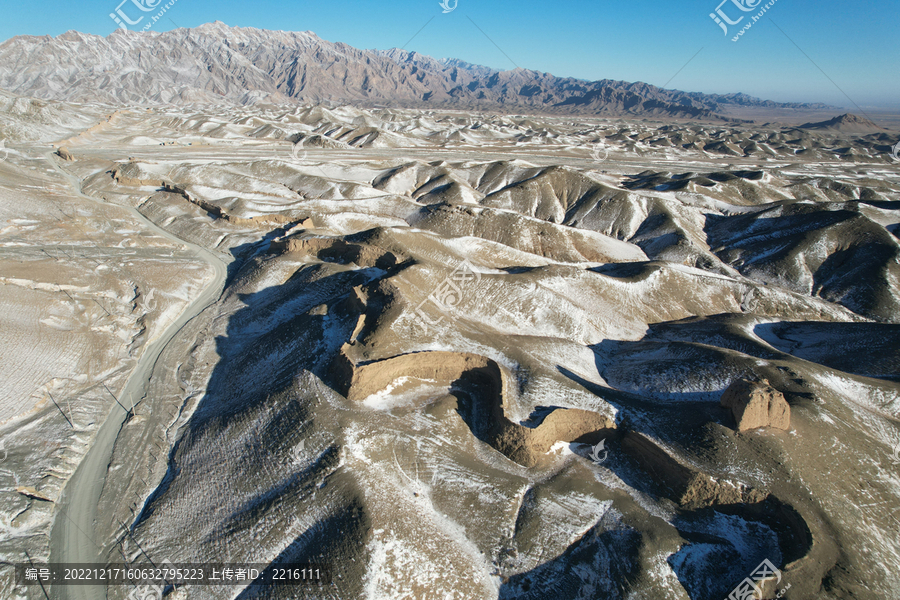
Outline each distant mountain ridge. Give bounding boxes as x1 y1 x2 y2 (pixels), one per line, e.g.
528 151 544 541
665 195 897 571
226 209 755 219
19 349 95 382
798 113 885 133
0 21 831 119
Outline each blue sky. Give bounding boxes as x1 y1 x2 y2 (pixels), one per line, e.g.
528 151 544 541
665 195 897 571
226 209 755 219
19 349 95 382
3 0 898 109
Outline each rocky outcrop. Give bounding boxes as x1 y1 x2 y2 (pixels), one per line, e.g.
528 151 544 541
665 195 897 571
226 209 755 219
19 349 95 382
16 485 53 502
721 379 791 431
55 146 74 161
331 347 613 467
622 431 767 509
270 235 405 270
622 431 767 510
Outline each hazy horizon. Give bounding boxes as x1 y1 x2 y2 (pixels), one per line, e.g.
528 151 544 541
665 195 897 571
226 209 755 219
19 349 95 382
1 0 898 111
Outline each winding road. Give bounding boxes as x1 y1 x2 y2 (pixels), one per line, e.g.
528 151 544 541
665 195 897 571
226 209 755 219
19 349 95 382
44 151 228 600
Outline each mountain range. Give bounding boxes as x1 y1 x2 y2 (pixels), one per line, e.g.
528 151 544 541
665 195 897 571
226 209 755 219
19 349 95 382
0 21 831 119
